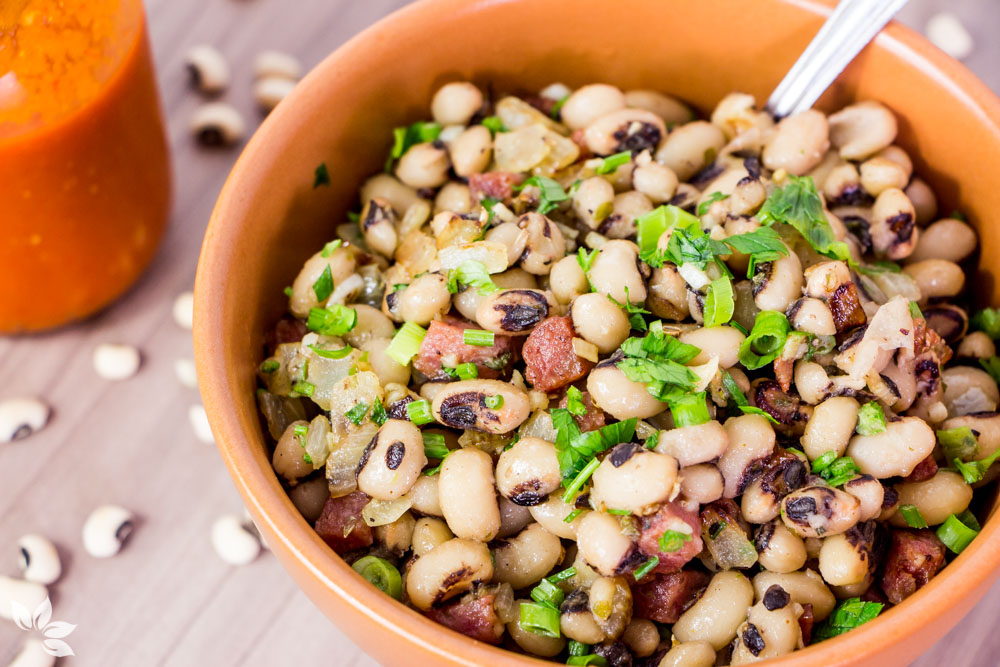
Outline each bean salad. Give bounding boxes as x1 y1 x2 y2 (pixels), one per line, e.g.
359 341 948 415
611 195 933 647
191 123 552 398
255 80 1000 665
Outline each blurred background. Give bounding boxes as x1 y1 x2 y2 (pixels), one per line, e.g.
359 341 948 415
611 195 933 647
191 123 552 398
0 0 998 665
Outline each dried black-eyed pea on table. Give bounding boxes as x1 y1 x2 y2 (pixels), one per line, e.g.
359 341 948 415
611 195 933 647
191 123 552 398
211 514 262 566
92 342 141 380
0 575 48 622
185 45 230 94
190 102 245 147
16 534 61 585
0 397 51 443
82 504 135 558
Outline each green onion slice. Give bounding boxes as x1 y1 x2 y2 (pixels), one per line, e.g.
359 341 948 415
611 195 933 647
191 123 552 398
351 556 402 599
386 322 427 366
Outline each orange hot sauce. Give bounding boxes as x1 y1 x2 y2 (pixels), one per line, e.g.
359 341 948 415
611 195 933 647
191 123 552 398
0 0 171 333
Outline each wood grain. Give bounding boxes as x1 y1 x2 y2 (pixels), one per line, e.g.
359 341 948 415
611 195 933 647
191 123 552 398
0 0 997 665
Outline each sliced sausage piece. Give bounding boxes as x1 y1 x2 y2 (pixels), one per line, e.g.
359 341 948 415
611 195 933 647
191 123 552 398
632 570 711 623
557 389 606 432
314 492 372 554
637 501 703 574
469 172 523 201
522 316 596 392
903 454 938 483
413 317 518 380
424 591 505 644
267 316 308 353
880 528 946 604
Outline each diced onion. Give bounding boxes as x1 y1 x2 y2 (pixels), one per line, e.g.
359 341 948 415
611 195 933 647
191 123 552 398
325 421 379 497
572 337 599 363
437 241 509 274
362 496 413 527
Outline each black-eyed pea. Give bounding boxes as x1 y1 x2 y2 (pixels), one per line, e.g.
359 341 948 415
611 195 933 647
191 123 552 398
780 486 861 538
753 569 836 621
598 190 653 239
360 337 410 386
492 523 563 589
495 437 561 505
902 259 965 302
16 534 61 586
508 598 568 657
434 181 475 214
570 293 630 354
622 618 660 657
359 198 399 258
453 267 537 320
891 471 973 527
587 363 667 421
289 247 357 318
941 366 1000 417
625 89 692 126
679 326 745 368
82 504 135 559
673 571 755 650
498 497 533 538
190 102 245 146
549 256 589 304
185 45 230 94
822 162 861 203
751 245 802 312
646 265 689 321
485 221 529 267
361 173 424 216
905 177 938 226
516 212 566 274
818 529 872 587
588 576 632 640
560 84 626 130
288 477 332 523
788 298 836 337
755 520 807 574
719 415 776 498
411 517 453 556
405 537 493 610
448 125 492 177
828 101 897 160
870 188 918 259
679 463 725 504
475 289 553 335
571 177 616 229
586 239 646 304
528 494 588 539
395 142 450 189
356 419 426 500
847 416 937 477
591 443 678 514
438 447 501 541
632 162 678 203
710 92 759 139
272 420 313 483
375 511 416 555
859 155 909 196
655 421 729 467
921 304 968 344
801 396 859 460
657 642 717 667
431 82 484 126
655 120 725 181
583 108 666 156
575 511 637 577
794 360 832 405
390 272 451 325
560 590 607 644
842 475 885 522
910 218 977 263
342 305 395 347
762 110 829 175
731 587 801 664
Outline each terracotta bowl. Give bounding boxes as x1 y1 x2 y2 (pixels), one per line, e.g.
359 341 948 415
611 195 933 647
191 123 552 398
194 0 1000 664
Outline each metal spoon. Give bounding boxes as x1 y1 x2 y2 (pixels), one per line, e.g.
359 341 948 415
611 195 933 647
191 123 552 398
767 0 910 118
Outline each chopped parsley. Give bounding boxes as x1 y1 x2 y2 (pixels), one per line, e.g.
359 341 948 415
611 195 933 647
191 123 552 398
658 529 693 553
855 402 887 436
446 260 499 295
813 598 884 641
306 304 357 336
615 321 700 403
552 407 636 496
371 398 388 426
312 265 334 302
480 116 506 135
981 356 1000 385
386 120 442 171
608 288 650 332
757 175 852 262
971 308 1000 340
697 191 729 216
565 386 588 416
595 151 631 175
313 162 330 188
344 402 369 425
514 176 570 215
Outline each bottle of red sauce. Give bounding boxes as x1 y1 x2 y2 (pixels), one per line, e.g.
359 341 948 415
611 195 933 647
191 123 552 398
0 0 171 332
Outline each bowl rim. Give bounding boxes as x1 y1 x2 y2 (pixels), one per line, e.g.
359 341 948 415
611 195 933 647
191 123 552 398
194 0 1000 664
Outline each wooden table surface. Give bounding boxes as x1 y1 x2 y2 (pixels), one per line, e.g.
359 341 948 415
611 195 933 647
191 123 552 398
1 0 999 665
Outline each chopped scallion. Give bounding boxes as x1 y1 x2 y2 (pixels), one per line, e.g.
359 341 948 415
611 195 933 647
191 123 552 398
937 513 979 554
737 310 790 370
485 394 504 409
344 402 369 425
632 556 659 582
595 151 631 175
406 399 435 425
306 304 357 336
463 329 495 347
351 556 402 599
899 504 928 529
386 322 427 366
519 602 560 638
856 402 887 436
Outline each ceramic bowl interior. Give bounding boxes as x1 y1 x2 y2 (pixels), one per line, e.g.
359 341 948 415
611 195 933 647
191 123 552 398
194 0 1000 665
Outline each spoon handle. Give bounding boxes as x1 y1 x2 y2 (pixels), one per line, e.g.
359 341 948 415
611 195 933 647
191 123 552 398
766 0 910 118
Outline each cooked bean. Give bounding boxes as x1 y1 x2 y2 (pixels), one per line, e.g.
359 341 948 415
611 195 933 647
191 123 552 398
361 337 411 386
360 197 399 257
656 120 726 181
847 416 936 477
731 590 801 663
576 511 637 577
396 142 450 189
589 576 632 640
599 190 653 239
859 156 909 196
288 477 331 523
794 360 831 405
412 517 453 556
583 108 666 156
387 272 451 325
190 102 245 146
625 89 692 125
343 304 396 347
763 110 829 175
672 570 755 650
655 421 729 467
870 188 918 260
752 246 803 312
549 255 589 304
476 288 553 334
438 447 501 541
780 485 860 538
957 331 996 359
891 471 973 527
800 396 859 460
753 569 836 621
587 363 668 421
572 177 616 230
657 642 717 667
406 537 493 610
818 528 872 586
828 101 897 160
679 326 745 368
561 84 626 130
843 475 885 522
431 82 484 126
450 126 492 177
710 92 761 138
719 414 776 498
755 520 807 574
646 265 690 321
289 247 357 318
453 267 537 321
375 511 416 555
361 173 424 215
788 297 836 337
905 177 938 225
516 212 566 274
495 437 561 505
591 443 679 514
903 259 965 302
508 598 568 656
822 162 861 204
528 494 588 539
356 419 426 500
492 523 564 589
186 44 230 94
587 240 647 304
435 181 475 213
679 463 725 504
571 292 631 354
560 590 607 644
622 618 659 658
942 411 1000 460
941 366 1000 417
632 161 678 203
272 420 313 483
498 497 534 538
